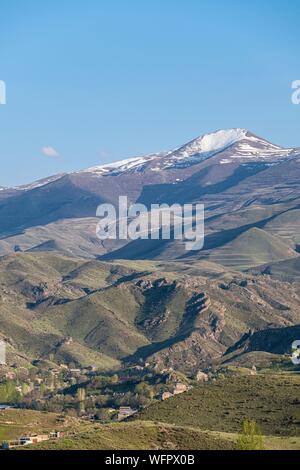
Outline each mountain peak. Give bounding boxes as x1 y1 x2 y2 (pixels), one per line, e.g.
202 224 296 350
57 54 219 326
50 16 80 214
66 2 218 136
177 128 249 154
164 128 299 168
167 128 249 163
78 128 298 176
5 129 298 193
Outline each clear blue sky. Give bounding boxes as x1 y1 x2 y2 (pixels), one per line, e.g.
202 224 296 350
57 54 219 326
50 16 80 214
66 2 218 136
1 0 300 186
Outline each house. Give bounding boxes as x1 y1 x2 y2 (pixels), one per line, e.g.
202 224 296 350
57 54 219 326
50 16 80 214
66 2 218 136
130 365 144 371
49 431 62 439
195 371 208 382
64 336 73 345
161 391 173 401
23 434 49 444
173 383 190 395
117 406 137 421
2 433 50 449
19 436 33 446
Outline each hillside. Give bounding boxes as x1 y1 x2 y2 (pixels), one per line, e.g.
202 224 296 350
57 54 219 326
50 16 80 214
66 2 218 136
2 372 299 450
251 256 300 281
138 374 300 437
224 324 300 357
0 251 299 373
27 421 235 450
207 227 298 270
0 408 234 450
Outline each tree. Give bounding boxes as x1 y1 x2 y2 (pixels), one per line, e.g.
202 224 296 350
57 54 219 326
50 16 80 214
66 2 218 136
134 382 154 399
110 374 119 384
0 382 21 403
95 408 111 422
237 419 264 450
77 387 86 413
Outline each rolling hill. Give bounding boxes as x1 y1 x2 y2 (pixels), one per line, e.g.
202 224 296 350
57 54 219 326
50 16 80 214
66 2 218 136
0 251 299 373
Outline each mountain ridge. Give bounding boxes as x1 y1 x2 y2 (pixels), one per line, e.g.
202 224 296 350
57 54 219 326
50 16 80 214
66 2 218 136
2 129 300 191
0 129 299 265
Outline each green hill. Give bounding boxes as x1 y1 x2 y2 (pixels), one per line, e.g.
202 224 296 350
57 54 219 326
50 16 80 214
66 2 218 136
27 420 235 450
208 227 297 270
1 251 300 372
138 374 300 437
251 256 300 281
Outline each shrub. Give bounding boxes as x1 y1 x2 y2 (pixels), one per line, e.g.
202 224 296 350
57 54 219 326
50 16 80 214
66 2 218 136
237 419 264 450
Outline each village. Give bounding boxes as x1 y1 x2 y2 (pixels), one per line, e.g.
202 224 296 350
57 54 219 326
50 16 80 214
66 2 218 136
0 349 215 434
0 355 213 450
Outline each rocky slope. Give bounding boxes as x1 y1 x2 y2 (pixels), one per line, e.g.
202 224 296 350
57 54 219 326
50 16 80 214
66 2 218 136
0 252 299 373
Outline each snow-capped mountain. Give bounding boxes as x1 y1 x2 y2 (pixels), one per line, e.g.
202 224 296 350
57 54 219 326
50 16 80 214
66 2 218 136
0 128 299 259
2 129 298 193
80 128 299 176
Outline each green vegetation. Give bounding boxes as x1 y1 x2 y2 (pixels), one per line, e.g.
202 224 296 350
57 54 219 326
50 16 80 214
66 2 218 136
27 421 235 450
0 382 21 403
138 374 300 437
209 227 298 270
0 252 299 450
0 409 77 442
237 419 264 450
1 251 299 373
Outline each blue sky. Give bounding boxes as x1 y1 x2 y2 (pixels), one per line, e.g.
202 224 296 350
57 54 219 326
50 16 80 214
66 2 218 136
1 0 300 186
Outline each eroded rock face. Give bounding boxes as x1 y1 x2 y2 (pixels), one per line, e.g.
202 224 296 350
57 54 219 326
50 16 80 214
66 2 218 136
123 269 300 373
128 276 225 371
0 250 299 372
148 330 226 373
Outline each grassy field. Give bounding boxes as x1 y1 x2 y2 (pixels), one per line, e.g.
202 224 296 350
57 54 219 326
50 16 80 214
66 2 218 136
3 414 299 450
26 421 236 450
0 409 79 442
138 374 300 437
0 410 234 450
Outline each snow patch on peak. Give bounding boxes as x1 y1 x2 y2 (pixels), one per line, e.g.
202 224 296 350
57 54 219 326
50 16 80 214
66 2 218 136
161 128 249 169
195 128 247 154
81 154 161 176
173 128 247 157
77 128 298 177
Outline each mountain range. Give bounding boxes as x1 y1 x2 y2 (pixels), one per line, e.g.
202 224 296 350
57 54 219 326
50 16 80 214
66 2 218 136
0 128 299 372
0 128 299 266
